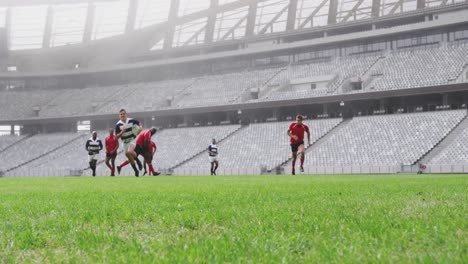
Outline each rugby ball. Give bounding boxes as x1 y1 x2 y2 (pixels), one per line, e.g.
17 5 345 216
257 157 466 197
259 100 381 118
132 124 141 136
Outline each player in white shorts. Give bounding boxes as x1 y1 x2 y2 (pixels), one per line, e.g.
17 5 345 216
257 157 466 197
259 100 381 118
115 109 143 177
208 138 219 175
85 131 103 177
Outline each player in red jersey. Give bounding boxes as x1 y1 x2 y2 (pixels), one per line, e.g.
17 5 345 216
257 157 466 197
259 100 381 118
142 141 158 176
135 127 159 176
287 115 310 175
104 128 119 176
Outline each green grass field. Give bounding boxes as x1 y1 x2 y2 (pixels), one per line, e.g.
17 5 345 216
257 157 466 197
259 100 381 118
0 175 466 263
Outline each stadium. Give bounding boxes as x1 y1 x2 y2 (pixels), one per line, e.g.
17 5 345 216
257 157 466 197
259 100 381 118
0 0 466 262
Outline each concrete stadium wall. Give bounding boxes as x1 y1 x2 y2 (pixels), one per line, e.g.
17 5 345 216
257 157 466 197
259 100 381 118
425 164 468 174
3 164 466 178
168 165 402 175
173 168 262 176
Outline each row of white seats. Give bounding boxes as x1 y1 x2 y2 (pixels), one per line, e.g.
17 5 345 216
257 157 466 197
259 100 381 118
175 67 285 108
8 133 90 177
370 45 468 90
5 125 242 177
1 45 468 120
283 110 466 171
176 119 342 172
429 125 468 165
0 134 26 151
0 90 56 119
2 111 468 176
98 78 198 113
0 132 83 172
258 55 380 101
153 125 241 170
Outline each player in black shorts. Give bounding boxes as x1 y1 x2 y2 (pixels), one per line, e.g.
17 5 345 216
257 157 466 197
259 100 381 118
104 128 119 176
135 127 159 176
290 141 304 153
287 115 310 175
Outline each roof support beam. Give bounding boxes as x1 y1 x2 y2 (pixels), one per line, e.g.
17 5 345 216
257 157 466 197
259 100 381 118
204 0 219 44
417 0 425 9
141 0 267 49
371 0 381 18
0 0 119 6
141 0 267 51
163 0 179 49
328 0 338 24
286 0 298 31
83 2 95 42
299 0 329 29
258 4 289 35
43 6 54 48
245 0 258 37
389 0 403 15
125 0 138 34
219 14 248 41
5 7 11 50
182 24 207 46
341 0 366 23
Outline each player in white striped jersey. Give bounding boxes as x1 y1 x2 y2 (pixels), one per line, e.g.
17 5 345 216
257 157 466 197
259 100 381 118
115 109 143 177
208 138 219 175
85 131 103 177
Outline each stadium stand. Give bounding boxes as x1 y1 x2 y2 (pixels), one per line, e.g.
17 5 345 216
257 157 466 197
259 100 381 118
0 132 85 174
175 67 286 107
367 44 468 91
98 78 199 113
3 125 242 177
94 125 242 176
7 130 136 177
259 55 381 101
175 118 342 173
283 110 466 170
1 110 468 176
0 90 57 119
1 44 468 121
0 1 468 178
39 85 131 117
7 133 89 177
0 134 27 152
152 124 241 170
429 126 468 165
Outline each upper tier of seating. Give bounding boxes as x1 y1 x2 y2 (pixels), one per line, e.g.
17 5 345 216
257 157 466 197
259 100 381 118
368 44 468 91
1 44 467 121
259 55 381 101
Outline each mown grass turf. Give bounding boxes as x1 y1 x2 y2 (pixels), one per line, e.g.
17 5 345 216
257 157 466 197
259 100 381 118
0 175 466 263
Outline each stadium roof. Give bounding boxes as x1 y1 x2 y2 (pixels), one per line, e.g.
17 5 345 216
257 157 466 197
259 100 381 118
0 0 118 6
0 0 465 51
